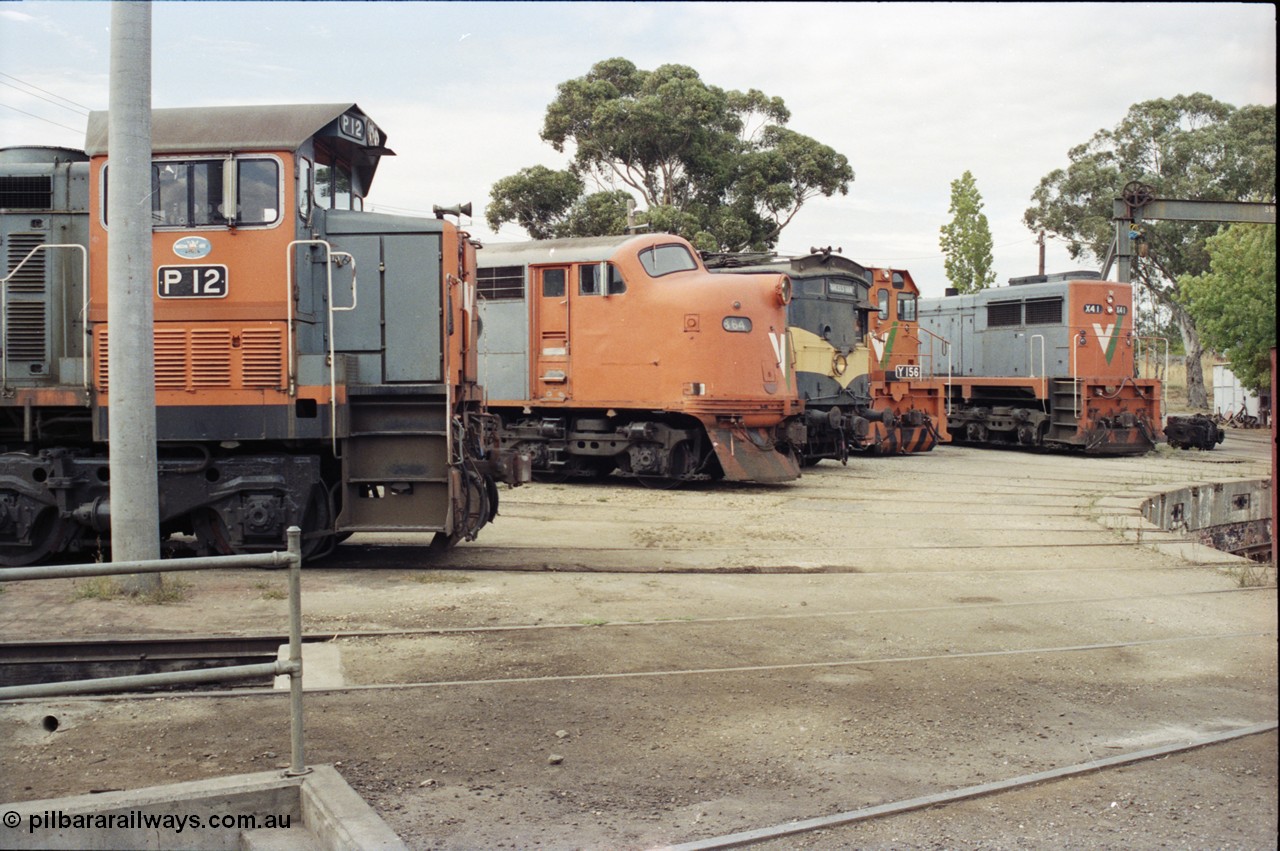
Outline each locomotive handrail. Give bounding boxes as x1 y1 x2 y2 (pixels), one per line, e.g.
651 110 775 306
1136 335 1170 422
1029 334 1047 406
0 243 90 391
915 324 952 416
286 240 357 455
1071 330 1081 419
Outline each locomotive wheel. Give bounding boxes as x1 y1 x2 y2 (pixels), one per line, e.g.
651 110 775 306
636 441 693 490
0 505 73 567
192 508 235 558
299 485 336 561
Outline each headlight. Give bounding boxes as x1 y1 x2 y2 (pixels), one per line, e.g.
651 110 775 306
776 275 792 306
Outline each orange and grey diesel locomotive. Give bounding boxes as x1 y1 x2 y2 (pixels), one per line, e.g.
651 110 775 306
862 265 949 453
475 235 806 484
916 272 1162 454
703 250 946 461
0 103 523 566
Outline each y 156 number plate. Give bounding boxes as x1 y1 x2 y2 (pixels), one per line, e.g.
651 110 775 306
894 364 922 380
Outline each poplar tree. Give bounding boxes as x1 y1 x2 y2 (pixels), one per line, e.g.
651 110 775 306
939 170 996 293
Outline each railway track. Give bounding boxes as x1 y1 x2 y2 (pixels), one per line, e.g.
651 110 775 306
0 635 292 690
4 584 1271 697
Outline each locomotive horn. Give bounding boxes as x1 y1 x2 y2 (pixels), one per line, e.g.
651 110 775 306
433 202 473 220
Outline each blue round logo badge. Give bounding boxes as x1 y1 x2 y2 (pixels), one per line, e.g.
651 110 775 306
173 236 212 259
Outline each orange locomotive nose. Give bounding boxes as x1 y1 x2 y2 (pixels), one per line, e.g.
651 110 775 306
475 234 803 485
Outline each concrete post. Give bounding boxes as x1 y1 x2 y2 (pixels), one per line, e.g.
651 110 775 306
106 2 161 591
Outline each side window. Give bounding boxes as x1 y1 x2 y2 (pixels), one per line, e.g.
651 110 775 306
298 158 312 219
579 264 600 296
542 268 566 298
315 162 332 209
877 289 889 321
897 294 917 322
237 159 278 225
333 163 352 210
607 263 627 295
315 159 354 210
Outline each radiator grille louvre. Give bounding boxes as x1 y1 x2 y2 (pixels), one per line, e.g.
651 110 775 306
5 234 47 294
154 329 188 389
96 326 285 393
241 328 284 387
4 302 47 361
190 329 232 387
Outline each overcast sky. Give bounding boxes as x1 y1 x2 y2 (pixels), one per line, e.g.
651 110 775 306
1 1 1274 296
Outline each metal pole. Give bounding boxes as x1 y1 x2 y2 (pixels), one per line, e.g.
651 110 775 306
106 1 160 592
284 526 310 777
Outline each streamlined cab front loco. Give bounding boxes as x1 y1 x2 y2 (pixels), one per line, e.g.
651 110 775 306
917 274 1161 454
477 235 804 484
0 103 517 566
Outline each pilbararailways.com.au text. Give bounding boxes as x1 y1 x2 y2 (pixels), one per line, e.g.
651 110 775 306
7 809 292 834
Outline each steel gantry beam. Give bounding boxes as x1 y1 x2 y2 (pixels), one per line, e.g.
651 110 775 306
1103 181 1277 282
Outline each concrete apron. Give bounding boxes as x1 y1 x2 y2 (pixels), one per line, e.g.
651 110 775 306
1 764 405 851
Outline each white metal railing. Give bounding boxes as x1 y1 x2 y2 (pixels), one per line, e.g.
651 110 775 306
1136 335 1170 422
286 241 356 452
0 243 90 390
1029 333 1047 414
915 325 953 415
0 527 310 777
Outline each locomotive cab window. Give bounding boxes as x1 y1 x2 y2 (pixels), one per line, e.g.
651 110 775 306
606 262 627 295
298 158 312 219
105 157 281 228
579 264 600 296
580 262 627 296
897 293 917 322
877 289 889 320
638 243 698 277
314 157 360 211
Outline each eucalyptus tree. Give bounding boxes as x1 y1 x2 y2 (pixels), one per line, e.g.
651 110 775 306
1024 93 1276 407
487 58 853 251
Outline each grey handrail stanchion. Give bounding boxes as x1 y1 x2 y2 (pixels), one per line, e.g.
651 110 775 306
284 525 310 777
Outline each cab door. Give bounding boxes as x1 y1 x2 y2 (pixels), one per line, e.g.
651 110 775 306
531 265 570 400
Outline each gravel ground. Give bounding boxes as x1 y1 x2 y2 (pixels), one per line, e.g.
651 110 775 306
1 429 1275 849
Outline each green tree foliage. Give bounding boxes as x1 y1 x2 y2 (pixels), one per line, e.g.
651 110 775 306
1176 224 1276 393
1024 93 1276 408
939 170 996 293
484 166 584 240
487 58 854 250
